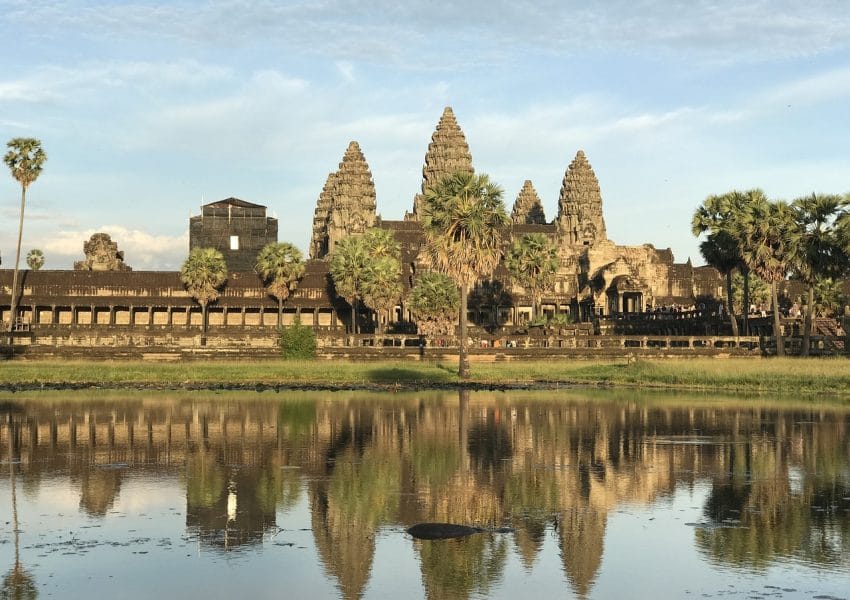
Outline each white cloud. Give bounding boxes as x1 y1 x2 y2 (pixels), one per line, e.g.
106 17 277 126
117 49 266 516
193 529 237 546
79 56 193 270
7 1 850 66
0 60 232 105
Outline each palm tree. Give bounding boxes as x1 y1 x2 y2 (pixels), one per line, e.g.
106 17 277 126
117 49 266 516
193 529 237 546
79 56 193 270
408 271 460 338
504 233 559 321
255 242 305 327
3 138 46 336
791 193 849 356
360 228 402 334
180 248 227 346
329 235 370 335
361 228 400 260
361 256 402 335
25 249 44 271
698 231 741 336
734 197 798 356
421 171 508 378
692 190 764 335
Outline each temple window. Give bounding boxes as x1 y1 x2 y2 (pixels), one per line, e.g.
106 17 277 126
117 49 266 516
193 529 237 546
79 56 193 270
230 235 239 250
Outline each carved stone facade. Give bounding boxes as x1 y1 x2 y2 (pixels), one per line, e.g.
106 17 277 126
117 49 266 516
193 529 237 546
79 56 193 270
556 150 607 247
511 180 547 225
1 105 729 347
189 198 278 272
407 107 474 221
309 142 377 259
74 233 132 271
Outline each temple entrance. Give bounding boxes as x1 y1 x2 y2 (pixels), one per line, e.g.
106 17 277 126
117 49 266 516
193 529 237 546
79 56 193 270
622 292 643 314
607 275 647 315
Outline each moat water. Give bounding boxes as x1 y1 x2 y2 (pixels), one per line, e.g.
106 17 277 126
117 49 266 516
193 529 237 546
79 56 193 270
1 389 849 599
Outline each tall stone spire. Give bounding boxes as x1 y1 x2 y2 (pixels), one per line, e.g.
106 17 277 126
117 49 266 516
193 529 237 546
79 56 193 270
309 171 337 259
555 150 607 246
326 141 377 251
408 107 474 220
511 180 547 225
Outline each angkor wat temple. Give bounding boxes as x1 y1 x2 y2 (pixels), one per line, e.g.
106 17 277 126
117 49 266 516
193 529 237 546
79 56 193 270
0 107 726 352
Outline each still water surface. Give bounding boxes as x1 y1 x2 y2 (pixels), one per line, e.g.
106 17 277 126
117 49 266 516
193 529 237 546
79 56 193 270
1 389 849 599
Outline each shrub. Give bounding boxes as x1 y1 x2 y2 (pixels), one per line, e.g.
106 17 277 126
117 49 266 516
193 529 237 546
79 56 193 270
277 316 316 359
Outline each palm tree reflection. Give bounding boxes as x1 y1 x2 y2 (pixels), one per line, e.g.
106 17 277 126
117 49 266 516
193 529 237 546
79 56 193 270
3 416 37 599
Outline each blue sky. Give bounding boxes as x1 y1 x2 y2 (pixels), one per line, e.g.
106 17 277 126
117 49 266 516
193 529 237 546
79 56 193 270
1 0 849 270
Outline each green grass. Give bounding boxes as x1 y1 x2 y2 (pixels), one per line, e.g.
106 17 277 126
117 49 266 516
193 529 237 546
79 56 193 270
2 357 850 396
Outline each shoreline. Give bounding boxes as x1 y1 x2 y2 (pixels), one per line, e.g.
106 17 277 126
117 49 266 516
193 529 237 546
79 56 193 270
2 357 850 397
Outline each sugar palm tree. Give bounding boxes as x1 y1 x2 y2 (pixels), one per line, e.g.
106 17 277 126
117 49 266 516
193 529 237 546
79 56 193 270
504 233 559 321
360 228 402 334
692 190 763 335
791 193 849 356
361 256 402 335
329 235 370 335
421 171 508 378
408 271 460 337
3 138 46 335
698 231 741 336
180 248 227 346
25 249 44 271
255 242 305 327
734 197 798 356
362 228 400 260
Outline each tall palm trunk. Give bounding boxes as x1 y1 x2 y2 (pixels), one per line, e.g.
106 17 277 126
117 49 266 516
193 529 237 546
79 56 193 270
7 185 26 335
459 284 470 379
802 284 815 357
725 271 739 337
742 268 750 336
351 300 357 336
201 303 208 346
277 298 283 328
771 282 784 356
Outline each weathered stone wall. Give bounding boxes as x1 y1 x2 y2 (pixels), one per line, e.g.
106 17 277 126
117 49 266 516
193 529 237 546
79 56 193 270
189 198 278 271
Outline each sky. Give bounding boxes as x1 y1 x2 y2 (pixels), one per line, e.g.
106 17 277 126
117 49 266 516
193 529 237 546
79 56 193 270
1 0 849 271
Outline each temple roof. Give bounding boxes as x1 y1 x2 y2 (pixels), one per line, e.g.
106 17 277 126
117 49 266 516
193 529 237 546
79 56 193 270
204 197 265 209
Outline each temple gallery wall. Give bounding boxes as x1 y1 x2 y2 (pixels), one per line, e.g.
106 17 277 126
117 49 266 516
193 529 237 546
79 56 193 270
1 107 725 349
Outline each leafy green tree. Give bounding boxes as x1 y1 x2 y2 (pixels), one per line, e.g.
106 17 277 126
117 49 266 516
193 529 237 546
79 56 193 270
255 242 305 327
734 197 799 356
361 229 402 334
180 247 227 345
698 231 741 336
278 315 317 359
813 277 846 317
408 271 460 337
25 249 44 271
790 193 849 356
330 229 403 336
361 256 402 335
3 138 46 334
421 171 508 378
692 190 763 335
732 272 769 314
329 235 370 335
504 233 559 321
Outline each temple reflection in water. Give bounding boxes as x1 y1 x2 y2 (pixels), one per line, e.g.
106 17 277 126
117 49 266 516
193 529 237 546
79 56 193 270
2 391 850 599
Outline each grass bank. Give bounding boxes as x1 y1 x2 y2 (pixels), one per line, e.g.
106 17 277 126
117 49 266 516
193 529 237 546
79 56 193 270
2 357 850 396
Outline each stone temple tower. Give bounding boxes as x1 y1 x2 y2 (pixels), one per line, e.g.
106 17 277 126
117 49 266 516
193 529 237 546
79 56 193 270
309 141 377 259
511 180 547 225
555 150 607 247
407 107 474 220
